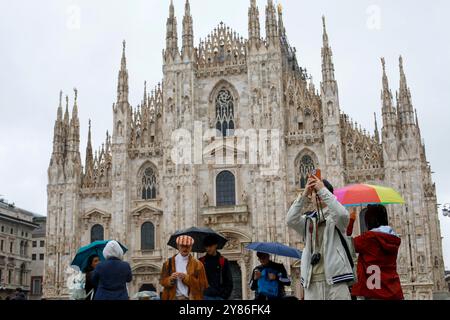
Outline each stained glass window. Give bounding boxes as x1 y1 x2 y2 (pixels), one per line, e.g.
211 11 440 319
215 89 235 137
141 167 157 200
299 155 315 188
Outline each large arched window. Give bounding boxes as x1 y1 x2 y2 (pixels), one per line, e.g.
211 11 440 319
91 224 104 242
216 171 236 206
141 222 155 251
141 167 157 200
299 155 315 188
215 89 235 137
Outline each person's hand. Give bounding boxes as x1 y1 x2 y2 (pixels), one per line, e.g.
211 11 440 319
350 208 357 221
268 273 277 281
169 273 178 283
302 177 315 198
310 175 325 192
177 273 186 280
254 270 261 280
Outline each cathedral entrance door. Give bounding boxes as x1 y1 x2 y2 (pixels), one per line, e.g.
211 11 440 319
229 261 242 300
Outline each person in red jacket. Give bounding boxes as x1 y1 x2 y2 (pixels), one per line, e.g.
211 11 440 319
351 204 404 300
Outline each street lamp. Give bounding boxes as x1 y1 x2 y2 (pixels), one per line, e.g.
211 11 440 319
443 203 450 217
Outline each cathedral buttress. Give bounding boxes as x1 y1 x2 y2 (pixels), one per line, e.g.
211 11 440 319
320 16 344 187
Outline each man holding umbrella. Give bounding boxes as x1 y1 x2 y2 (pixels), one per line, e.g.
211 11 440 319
160 235 208 300
249 252 291 300
199 235 233 300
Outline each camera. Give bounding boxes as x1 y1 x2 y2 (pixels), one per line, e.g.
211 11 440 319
311 252 321 266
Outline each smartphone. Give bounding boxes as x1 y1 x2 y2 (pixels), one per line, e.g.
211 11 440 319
312 169 321 180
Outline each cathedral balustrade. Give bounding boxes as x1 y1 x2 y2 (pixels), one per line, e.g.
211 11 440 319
128 144 164 160
195 64 247 78
131 249 163 261
202 205 249 226
80 187 112 199
286 131 324 145
345 167 385 183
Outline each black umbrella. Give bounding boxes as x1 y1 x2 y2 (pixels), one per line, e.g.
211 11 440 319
167 227 228 253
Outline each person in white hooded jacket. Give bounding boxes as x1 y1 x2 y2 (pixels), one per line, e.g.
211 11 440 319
287 175 354 300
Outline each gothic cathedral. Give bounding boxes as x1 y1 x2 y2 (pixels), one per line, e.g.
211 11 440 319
44 0 446 299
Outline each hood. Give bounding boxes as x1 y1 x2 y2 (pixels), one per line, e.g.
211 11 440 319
371 225 399 237
365 230 401 254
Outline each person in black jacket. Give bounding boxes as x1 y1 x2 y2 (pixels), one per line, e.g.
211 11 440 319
11 288 26 300
250 252 291 300
200 235 233 300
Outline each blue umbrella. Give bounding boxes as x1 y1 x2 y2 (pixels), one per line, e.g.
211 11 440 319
245 242 302 260
71 240 128 272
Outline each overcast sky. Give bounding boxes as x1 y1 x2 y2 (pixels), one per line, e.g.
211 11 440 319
0 0 449 268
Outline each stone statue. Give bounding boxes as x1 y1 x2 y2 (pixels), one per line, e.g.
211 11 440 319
203 193 209 207
242 190 248 204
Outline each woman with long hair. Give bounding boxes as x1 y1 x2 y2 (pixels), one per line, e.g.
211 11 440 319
84 254 100 300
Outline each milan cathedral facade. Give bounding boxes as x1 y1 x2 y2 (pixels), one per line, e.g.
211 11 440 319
43 0 446 299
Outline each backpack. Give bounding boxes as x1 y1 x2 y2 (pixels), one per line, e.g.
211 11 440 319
199 255 225 285
257 268 279 298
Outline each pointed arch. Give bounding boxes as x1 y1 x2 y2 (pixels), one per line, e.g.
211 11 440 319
208 79 240 103
138 161 159 200
294 149 319 188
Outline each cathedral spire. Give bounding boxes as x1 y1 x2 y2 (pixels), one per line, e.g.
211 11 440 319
64 95 70 126
71 88 79 124
70 88 80 146
321 16 335 83
85 119 94 177
322 15 329 46
397 55 415 126
380 57 396 129
51 91 64 159
277 3 286 38
248 0 261 48
142 81 148 108
117 41 129 105
265 0 278 47
399 55 408 93
57 90 63 121
165 0 179 60
182 0 194 59
374 112 380 143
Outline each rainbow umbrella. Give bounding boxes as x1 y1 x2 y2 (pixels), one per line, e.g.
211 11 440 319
334 184 405 207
